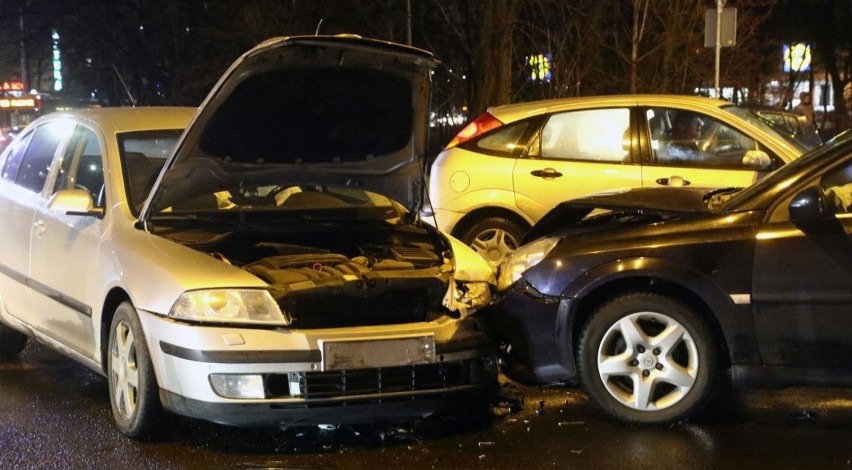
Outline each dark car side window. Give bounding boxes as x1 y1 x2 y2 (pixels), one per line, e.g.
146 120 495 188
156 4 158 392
767 158 852 223
821 161 852 214
11 122 73 193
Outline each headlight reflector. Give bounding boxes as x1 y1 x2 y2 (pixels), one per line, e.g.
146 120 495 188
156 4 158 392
169 289 290 325
497 236 559 291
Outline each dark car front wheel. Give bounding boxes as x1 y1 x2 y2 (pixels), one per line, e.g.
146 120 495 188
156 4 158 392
577 292 720 424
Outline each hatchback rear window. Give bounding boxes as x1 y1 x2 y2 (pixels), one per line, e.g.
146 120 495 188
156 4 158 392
200 68 412 164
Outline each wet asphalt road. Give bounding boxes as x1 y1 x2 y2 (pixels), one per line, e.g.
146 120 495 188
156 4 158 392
3 342 852 469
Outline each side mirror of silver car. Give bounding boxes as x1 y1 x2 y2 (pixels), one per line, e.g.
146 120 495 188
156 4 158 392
48 189 104 217
742 150 773 171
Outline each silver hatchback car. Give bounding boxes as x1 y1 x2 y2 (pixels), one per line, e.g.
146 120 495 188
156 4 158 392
0 37 496 440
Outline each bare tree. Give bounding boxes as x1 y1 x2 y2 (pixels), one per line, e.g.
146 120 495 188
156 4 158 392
468 0 519 115
630 0 652 93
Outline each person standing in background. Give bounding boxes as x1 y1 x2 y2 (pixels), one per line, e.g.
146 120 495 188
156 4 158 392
794 91 815 125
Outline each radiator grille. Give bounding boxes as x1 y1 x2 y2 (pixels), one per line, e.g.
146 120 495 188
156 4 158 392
265 359 484 399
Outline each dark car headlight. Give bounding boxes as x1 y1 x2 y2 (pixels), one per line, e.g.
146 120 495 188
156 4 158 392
497 236 560 292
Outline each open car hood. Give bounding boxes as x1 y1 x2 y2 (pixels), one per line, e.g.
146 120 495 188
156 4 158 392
140 36 438 220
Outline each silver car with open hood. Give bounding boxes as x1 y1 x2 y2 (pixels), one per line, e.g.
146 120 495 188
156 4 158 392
0 36 496 440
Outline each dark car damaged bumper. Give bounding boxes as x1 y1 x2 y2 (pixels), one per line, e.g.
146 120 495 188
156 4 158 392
486 285 579 385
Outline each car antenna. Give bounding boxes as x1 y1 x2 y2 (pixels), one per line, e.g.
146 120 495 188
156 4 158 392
112 64 137 107
315 18 324 35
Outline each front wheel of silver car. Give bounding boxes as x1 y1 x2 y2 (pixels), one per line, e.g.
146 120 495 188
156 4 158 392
108 301 170 440
577 292 720 424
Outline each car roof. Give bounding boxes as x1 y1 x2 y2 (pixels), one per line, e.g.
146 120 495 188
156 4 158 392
37 106 196 133
743 104 805 116
487 94 732 122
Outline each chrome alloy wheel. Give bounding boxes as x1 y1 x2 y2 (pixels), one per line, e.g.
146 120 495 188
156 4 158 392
470 228 520 271
596 311 699 412
110 319 139 420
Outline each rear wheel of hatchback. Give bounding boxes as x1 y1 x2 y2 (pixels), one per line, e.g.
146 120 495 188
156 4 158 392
577 292 721 424
459 216 527 271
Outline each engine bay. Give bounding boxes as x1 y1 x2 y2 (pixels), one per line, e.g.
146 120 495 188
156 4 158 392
159 219 456 328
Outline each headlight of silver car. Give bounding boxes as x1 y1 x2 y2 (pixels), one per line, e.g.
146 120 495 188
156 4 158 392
497 236 560 292
169 289 291 326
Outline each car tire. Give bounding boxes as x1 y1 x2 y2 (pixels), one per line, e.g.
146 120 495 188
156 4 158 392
577 292 720 424
108 301 172 440
0 324 27 358
459 216 527 270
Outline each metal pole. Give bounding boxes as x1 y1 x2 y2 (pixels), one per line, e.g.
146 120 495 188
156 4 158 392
19 4 28 92
714 0 725 98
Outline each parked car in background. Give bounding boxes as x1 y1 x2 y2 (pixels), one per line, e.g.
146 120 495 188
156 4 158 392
487 129 852 424
426 95 808 270
746 104 822 150
0 36 497 441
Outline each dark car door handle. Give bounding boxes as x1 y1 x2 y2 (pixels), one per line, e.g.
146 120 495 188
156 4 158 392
656 176 691 187
531 168 563 179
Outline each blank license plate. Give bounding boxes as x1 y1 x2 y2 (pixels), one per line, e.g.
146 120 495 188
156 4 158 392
322 336 435 371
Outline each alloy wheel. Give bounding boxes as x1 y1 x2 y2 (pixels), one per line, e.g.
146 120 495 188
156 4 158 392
470 228 520 270
110 320 139 420
596 311 699 411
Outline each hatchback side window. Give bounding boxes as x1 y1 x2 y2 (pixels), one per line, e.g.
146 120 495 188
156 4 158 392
54 126 105 207
12 122 74 193
531 108 630 162
648 108 761 169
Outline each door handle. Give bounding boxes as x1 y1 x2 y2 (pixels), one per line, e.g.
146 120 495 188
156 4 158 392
34 220 46 237
655 176 691 187
530 168 563 179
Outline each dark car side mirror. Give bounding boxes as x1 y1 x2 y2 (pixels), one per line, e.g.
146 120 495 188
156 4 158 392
789 186 833 225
